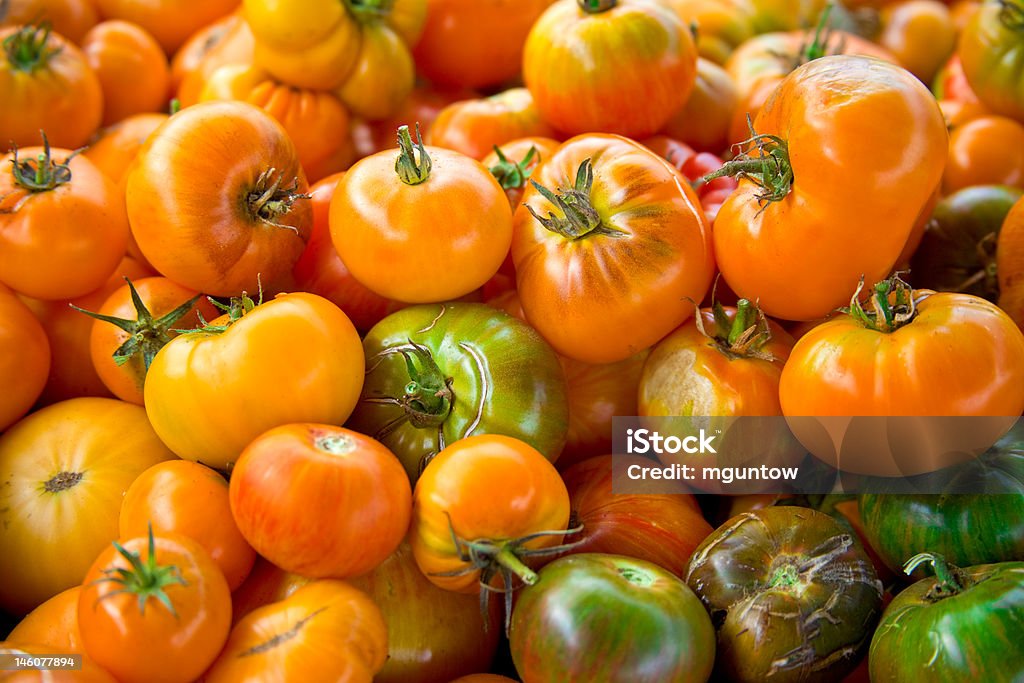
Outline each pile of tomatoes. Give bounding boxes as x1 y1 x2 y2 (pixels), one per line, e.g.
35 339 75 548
2 0 1024 681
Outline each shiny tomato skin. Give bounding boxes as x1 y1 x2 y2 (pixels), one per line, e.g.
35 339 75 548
7 587 84 653
427 88 557 161
943 115 1024 194
81 20 170 126
0 284 49 430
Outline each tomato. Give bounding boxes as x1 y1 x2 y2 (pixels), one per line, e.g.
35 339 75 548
348 302 568 483
427 88 557 161
1 139 129 301
171 10 253 108
909 184 1023 301
660 57 738 154
510 554 716 683
93 0 239 54
120 460 256 591
81 20 170 126
959 0 1024 122
83 113 168 187
0 284 49 430
554 455 713 576
712 55 947 321
481 137 561 209
229 424 411 579
943 115 1024 194
664 0 757 64
348 542 502 683
877 0 956 84
870 554 1024 681
229 557 309 625
200 64 354 182
409 434 571 611
0 398 176 615
78 530 232 683
524 0 697 138
358 83 478 156
126 100 312 297
932 52 981 105
512 134 714 364
412 0 554 88
331 126 512 303
144 291 364 470
686 506 883 683
0 642 115 682
7 587 83 652
0 0 98 43
204 580 388 683
0 23 101 149
641 135 737 224
997 193 1024 326
74 277 214 405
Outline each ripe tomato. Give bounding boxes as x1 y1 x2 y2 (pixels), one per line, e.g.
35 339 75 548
997 194 1024 326
511 554 716 683
120 460 256 591
171 10 254 108
524 0 698 138
712 55 947 321
481 137 561 209
77 277 215 405
0 284 49 430
1 140 129 301
959 0 1024 122
0 0 98 43
83 113 168 187
358 83 478 156
427 88 557 161
126 101 312 297
664 0 756 64
512 134 714 364
347 302 568 483
641 135 737 224
229 424 411 579
0 23 101 149
660 57 738 154
93 0 239 54
6 587 84 652
78 530 232 683
943 115 1024 194
204 580 388 682
0 398 176 615
144 291 365 470
81 20 170 126
331 126 512 303
877 0 957 84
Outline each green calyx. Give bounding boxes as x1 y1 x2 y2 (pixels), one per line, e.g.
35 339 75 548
998 0 1024 32
768 562 802 590
71 278 202 372
89 525 187 617
791 2 840 70
395 124 432 185
2 22 62 73
4 132 74 203
578 0 618 13
904 552 971 600
526 159 624 240
489 144 539 191
694 296 777 362
842 273 918 333
247 167 308 233
365 340 454 433
178 283 262 336
343 0 394 22
698 122 794 209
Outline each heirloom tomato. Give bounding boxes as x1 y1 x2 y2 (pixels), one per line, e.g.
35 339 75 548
92 0 238 54
427 88 557 161
510 554 716 683
120 460 256 591
869 554 1024 682
998 193 1024 326
524 0 698 138
0 23 101 149
0 398 175 615
711 55 946 321
0 284 49 430
78 530 232 683
664 0 756 64
81 20 170 126
0 0 98 43
660 57 738 154
877 0 957 84
481 137 561 209
83 113 167 187
943 115 1024 193
348 302 568 482
959 0 1024 121
331 126 511 303
171 11 253 108
512 134 714 364
204 580 387 683
126 101 312 297
144 291 365 470
229 557 308 624
229 424 411 579
686 506 883 683
1 140 129 301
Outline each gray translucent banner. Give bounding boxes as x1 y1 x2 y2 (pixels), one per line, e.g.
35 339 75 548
611 416 1024 494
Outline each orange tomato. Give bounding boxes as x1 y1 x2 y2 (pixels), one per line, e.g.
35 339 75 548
359 83 478 156
92 0 240 54
997 195 1024 327
126 100 312 297
0 0 99 43
83 113 168 186
0 284 49 431
119 460 256 591
81 20 170 125
6 587 87 655
661 57 738 154
427 88 557 160
877 0 957 84
943 115 1024 194
171 10 253 107
229 556 309 625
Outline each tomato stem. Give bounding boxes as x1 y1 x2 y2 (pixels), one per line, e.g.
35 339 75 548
998 0 1024 31
2 21 62 72
578 0 618 13
842 274 917 333
698 125 793 208
89 525 187 617
489 144 539 191
395 124 432 185
904 552 970 599
526 159 625 240
343 0 394 21
247 167 308 233
494 545 538 586
6 132 75 197
693 294 777 361
793 2 838 70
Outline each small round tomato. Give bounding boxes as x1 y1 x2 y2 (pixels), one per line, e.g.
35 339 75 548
0 284 49 430
660 57 738 154
427 88 557 161
120 460 256 591
78 530 232 683
331 126 512 303
877 0 957 85
943 115 1024 194
229 424 412 579
81 20 170 126
172 11 254 108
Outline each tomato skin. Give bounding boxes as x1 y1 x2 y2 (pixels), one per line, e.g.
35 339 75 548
205 580 388 683
713 56 947 321
1 146 129 301
641 135 737 224
943 115 1024 194
0 284 49 430
144 292 364 470
331 140 512 304
358 83 478 156
686 507 883 683
512 134 714 364
7 587 83 652
126 100 312 297
0 398 176 615
0 0 99 43
524 0 698 138
348 303 568 484
120 460 256 591
78 533 232 683
172 11 254 108
959 0 1024 122
93 0 239 54
83 113 168 187
0 25 102 150
229 424 411 579
510 553 716 683
81 20 170 126
427 88 557 161
997 194 1024 327
660 57 738 154
878 0 957 84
